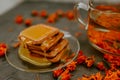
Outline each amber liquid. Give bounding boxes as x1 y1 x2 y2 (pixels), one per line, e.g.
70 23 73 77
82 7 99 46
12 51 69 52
87 5 120 54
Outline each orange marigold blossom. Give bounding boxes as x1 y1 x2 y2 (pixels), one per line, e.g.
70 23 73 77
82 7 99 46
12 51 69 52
97 62 106 71
109 64 117 70
104 54 120 67
58 70 71 80
103 54 114 62
31 10 39 16
53 68 64 78
77 55 86 64
52 50 120 80
40 10 48 18
76 51 87 64
47 13 58 23
85 56 95 67
15 15 23 24
65 10 75 20
78 69 120 80
24 18 32 26
104 69 120 80
0 43 7 56
66 61 77 71
56 9 65 17
78 50 84 56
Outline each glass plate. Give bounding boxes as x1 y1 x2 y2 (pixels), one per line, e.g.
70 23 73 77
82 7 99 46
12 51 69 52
5 30 80 73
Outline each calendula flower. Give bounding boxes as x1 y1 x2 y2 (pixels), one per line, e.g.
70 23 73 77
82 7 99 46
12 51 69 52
53 68 64 78
85 56 95 67
66 61 77 71
0 43 7 56
58 70 71 80
76 51 87 64
97 62 106 71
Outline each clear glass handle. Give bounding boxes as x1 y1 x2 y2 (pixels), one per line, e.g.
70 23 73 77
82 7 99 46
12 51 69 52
74 2 89 30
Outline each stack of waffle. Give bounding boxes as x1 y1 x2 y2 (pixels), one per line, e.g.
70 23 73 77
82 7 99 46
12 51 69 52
18 24 69 67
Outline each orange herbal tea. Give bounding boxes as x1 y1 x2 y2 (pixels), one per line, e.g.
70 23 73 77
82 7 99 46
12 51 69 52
87 4 120 54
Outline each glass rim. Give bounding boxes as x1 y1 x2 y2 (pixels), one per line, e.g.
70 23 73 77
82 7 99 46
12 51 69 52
89 0 120 14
